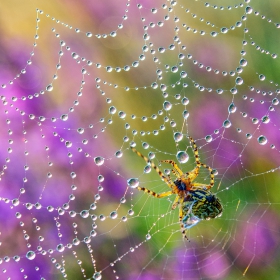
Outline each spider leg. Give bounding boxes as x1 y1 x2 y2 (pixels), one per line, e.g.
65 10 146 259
160 160 183 176
198 162 214 189
131 147 174 188
172 196 180 209
188 136 215 189
192 183 211 190
137 187 173 198
178 198 189 241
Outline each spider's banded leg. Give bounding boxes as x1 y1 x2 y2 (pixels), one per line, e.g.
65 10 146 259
198 162 215 189
171 196 180 209
188 136 201 165
178 202 189 241
188 136 215 189
137 187 173 198
131 147 174 188
192 183 208 188
160 160 183 176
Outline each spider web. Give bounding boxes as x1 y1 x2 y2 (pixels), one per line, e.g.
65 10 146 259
0 0 280 279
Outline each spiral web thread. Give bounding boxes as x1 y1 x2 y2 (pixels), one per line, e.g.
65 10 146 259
0 1 280 279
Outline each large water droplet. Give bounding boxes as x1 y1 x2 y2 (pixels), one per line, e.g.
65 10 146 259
26 251 36 260
110 211 118 219
223 119 231 128
235 77 243 85
80 210 89 218
240 58 247 67
46 84 53 91
245 6 253 14
258 135 267 145
205 135 212 143
259 74 265 81
94 157 104 166
261 115 270 124
183 110 189 119
93 272 102 280
163 101 172 111
174 132 183 142
56 244 65 252
109 106 117 114
127 178 140 188
61 114 68 121
228 103 237 113
176 151 189 163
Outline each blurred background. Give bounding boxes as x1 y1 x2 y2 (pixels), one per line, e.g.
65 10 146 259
0 0 280 279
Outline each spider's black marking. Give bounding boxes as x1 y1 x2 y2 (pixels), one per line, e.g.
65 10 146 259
174 179 186 191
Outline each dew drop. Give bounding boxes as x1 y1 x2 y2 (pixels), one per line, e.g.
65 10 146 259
174 132 183 142
56 244 65 252
46 84 53 91
13 255 20 262
70 172 76 178
210 31 218 37
183 110 189 119
223 119 231 128
93 272 102 280
127 178 139 188
258 135 267 145
235 77 243 85
228 103 237 113
86 32 92 37
109 106 117 114
163 101 172 111
245 6 253 14
261 115 270 124
94 157 104 166
176 151 189 163
110 211 118 219
259 74 265 81
144 165 152 173
80 210 89 218
115 150 123 158
26 251 36 260
65 141 72 148
146 234 151 240
205 135 212 142
77 127 84 134
60 114 68 121
240 58 247 67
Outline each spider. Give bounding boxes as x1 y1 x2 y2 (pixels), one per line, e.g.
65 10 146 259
131 136 223 240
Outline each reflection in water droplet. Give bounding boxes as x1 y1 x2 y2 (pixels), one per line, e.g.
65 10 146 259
94 157 104 166
223 119 231 128
115 150 123 158
176 151 189 163
258 135 267 145
174 132 183 142
205 135 212 142
146 234 151 240
144 165 151 173
183 110 189 119
110 211 118 219
26 251 36 260
46 84 53 91
228 103 237 113
261 115 270 124
235 77 243 85
80 210 89 218
259 74 265 81
163 101 172 111
61 114 68 121
127 178 140 188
